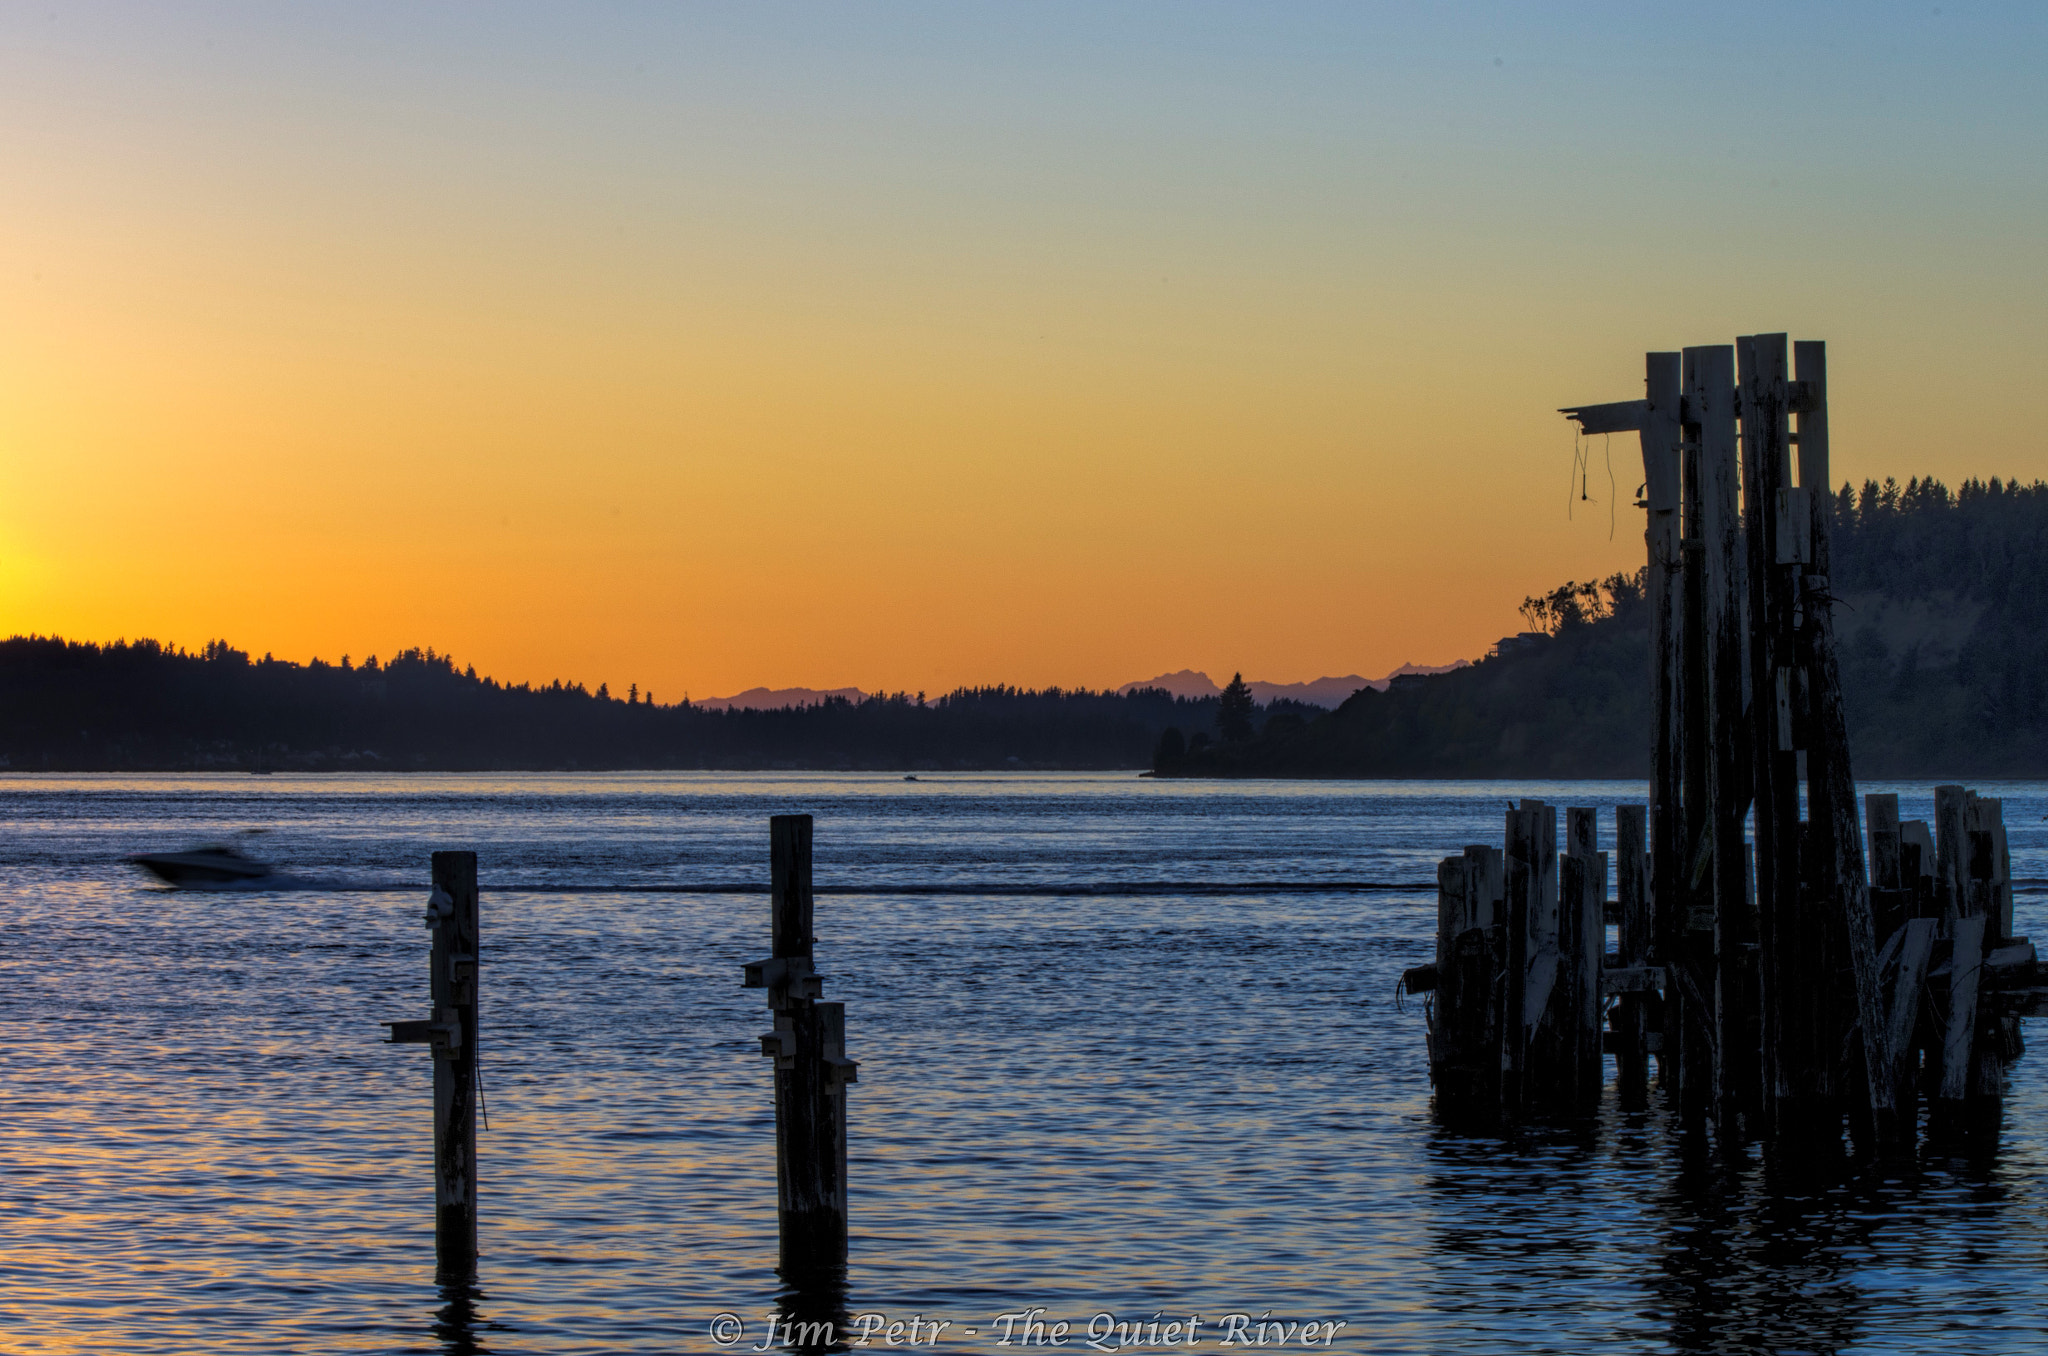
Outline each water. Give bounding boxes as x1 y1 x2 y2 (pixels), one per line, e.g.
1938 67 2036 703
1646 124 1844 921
2 773 2045 1355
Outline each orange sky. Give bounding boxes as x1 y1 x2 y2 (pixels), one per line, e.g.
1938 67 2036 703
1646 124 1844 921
2 6 2043 699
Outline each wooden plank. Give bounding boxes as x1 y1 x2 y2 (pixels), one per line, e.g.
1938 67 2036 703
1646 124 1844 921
1560 399 1648 434
1940 914 1987 1102
1886 918 1938 1129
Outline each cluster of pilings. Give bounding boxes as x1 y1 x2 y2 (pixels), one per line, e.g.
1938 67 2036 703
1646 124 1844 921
1407 790 2043 1148
1408 333 2046 1154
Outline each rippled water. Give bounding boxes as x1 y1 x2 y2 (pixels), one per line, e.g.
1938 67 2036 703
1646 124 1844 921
2 773 2045 1355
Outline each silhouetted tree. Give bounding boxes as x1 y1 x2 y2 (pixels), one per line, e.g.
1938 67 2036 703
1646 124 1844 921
1217 673 1255 742
1152 726 1186 771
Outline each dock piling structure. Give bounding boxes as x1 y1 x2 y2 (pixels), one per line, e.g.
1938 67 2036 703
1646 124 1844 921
743 814 857 1280
383 850 481 1282
1410 332 2044 1147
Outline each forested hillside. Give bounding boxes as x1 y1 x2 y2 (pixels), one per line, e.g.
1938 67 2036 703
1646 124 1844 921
1161 476 2048 778
0 639 1248 771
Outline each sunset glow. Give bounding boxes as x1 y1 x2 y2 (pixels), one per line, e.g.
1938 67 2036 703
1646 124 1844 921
2 4 2042 698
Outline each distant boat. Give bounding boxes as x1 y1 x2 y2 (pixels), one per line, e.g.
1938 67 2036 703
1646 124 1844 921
129 844 275 888
903 775 919 782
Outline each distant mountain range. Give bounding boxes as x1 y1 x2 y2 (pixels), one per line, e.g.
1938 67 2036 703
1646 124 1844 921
694 685 866 711
699 665 1467 713
1116 665 1468 708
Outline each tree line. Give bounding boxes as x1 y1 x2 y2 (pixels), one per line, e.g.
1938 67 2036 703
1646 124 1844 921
0 637 1307 772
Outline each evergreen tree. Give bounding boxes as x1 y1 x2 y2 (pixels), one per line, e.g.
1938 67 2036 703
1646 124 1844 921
1217 673 1255 742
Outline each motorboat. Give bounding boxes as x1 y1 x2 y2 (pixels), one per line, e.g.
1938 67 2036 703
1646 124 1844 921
129 844 275 888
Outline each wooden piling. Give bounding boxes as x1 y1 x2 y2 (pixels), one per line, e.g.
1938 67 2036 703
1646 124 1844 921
382 851 481 1281
1640 353 1686 1107
1564 809 1604 1113
1429 851 1504 1122
1783 338 1895 1151
1613 805 1652 1097
745 815 855 1280
1934 785 1969 927
1680 343 1746 1133
1501 808 1535 1117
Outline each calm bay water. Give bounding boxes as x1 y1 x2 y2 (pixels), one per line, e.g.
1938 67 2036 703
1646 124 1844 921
2 772 2046 1355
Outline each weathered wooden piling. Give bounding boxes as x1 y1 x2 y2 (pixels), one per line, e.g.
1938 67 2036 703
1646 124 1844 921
383 851 481 1281
1429 849 1503 1120
743 815 857 1279
1611 805 1652 1100
1562 808 1604 1114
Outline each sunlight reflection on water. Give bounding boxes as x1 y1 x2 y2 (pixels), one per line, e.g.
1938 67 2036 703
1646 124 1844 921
0 773 2044 1354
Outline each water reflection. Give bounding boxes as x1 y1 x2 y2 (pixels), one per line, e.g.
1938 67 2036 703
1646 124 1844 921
1422 1088 2047 1355
429 1283 496 1356
772 1266 850 1354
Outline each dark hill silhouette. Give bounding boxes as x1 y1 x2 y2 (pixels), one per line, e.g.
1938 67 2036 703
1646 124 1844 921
0 642 1297 772
1159 475 2048 778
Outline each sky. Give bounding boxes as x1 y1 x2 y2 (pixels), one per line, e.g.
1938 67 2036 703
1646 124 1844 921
0 3 2042 700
